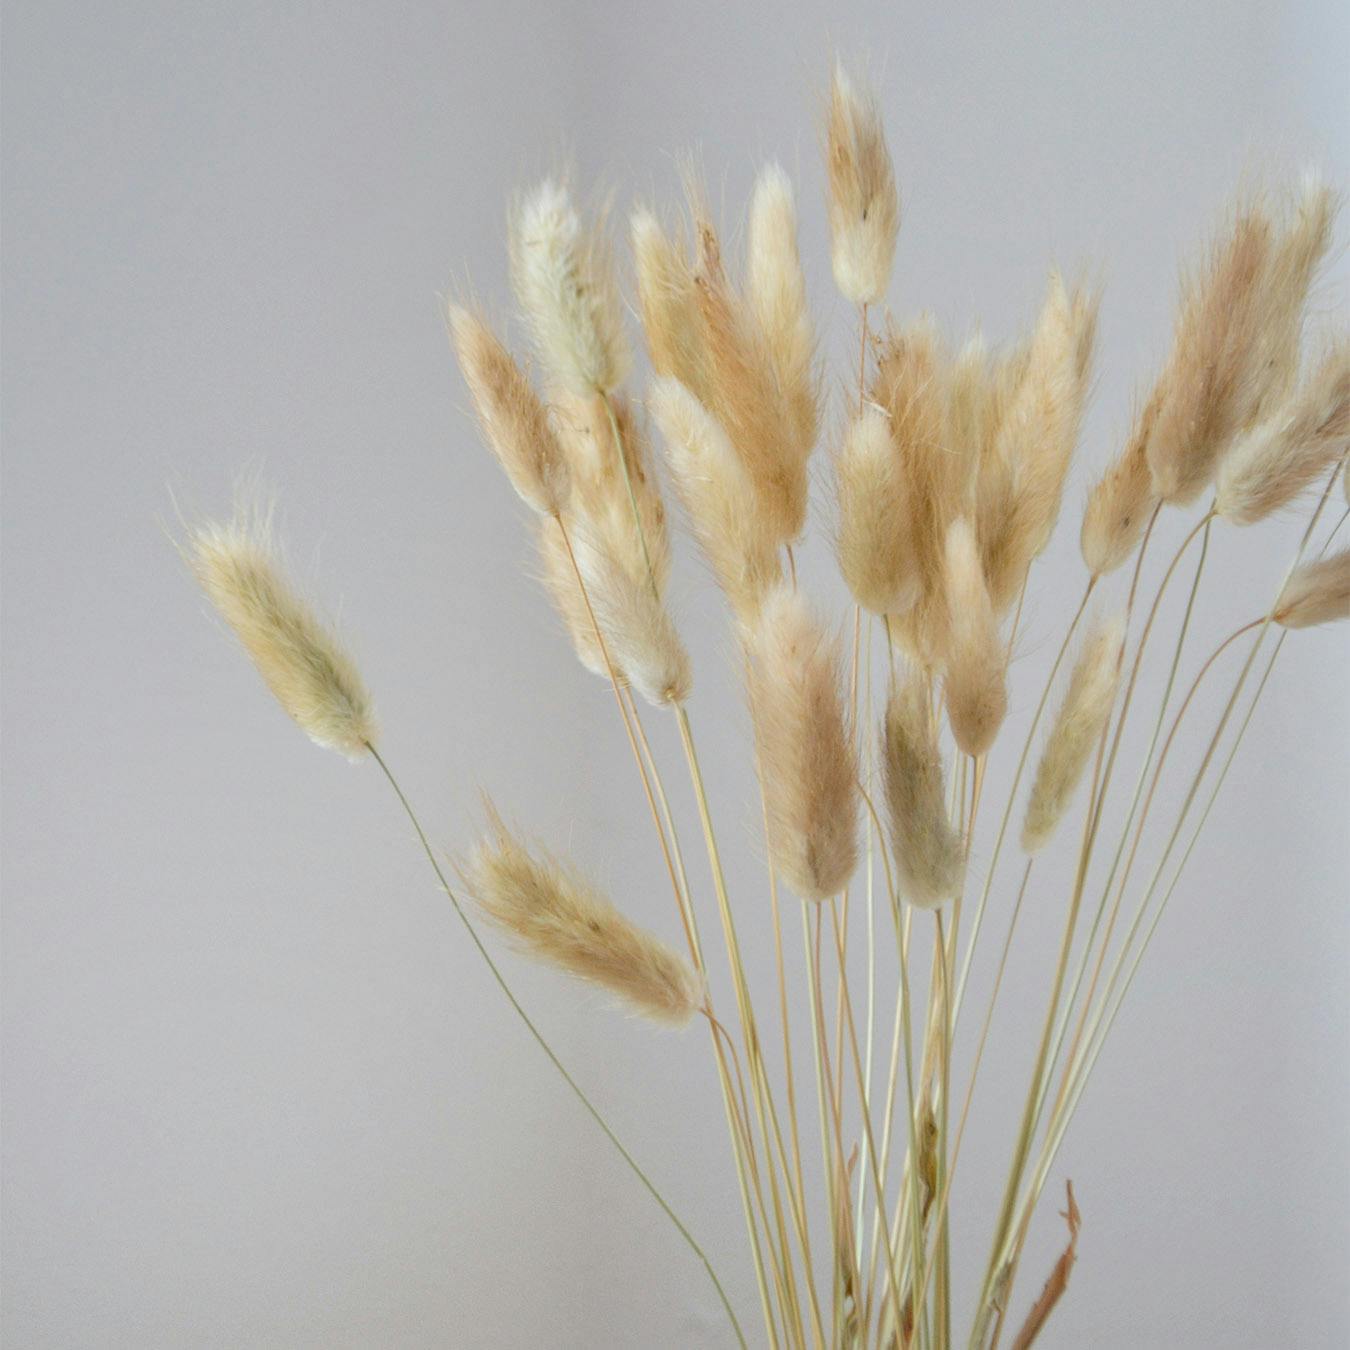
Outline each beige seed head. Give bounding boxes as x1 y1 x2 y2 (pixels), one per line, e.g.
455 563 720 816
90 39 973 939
631 205 710 401
881 674 964 908
1275 549 1350 629
747 162 819 464
1022 615 1125 853
1215 340 1350 525
941 518 1008 757
871 318 967 661
834 405 919 616
649 376 783 619
567 519 691 707
690 204 806 543
1081 385 1163 576
187 508 375 759
826 62 900 305
509 178 630 396
1144 195 1315 506
744 586 859 901
978 273 1099 611
535 515 619 684
448 304 570 517
465 809 703 1026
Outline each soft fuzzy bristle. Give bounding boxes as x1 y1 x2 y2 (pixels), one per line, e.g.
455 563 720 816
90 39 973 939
826 62 899 305
1275 549 1350 629
631 206 709 401
690 204 806 543
465 810 703 1026
535 515 621 684
1022 615 1125 853
448 304 570 517
978 273 1099 611
834 405 918 615
649 376 783 619
871 318 966 661
747 162 819 464
881 674 964 908
941 518 1007 757
744 586 858 901
509 178 630 396
1081 386 1163 576
568 520 691 707
1145 182 1333 508
187 510 375 758
1215 341 1350 525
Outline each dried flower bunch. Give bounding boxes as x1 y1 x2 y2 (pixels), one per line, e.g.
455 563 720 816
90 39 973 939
185 61 1349 1349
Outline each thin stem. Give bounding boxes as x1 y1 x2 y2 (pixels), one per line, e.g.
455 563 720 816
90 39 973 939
365 743 745 1347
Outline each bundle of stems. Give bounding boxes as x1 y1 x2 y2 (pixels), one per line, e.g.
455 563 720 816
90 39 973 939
184 62 1350 1349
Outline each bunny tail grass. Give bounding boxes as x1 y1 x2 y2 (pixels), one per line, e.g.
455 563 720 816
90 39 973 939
186 507 376 758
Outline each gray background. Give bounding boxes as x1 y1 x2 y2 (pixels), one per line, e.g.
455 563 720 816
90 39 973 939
3 1 1348 1346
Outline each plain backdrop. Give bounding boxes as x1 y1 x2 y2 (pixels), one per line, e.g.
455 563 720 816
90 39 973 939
3 2 1348 1346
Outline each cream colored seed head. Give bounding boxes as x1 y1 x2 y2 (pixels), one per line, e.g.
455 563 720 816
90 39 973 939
466 808 703 1026
834 405 919 616
1215 340 1350 526
649 376 783 619
187 509 375 759
1275 549 1350 630
1081 385 1163 577
690 205 806 544
881 674 964 908
509 177 630 397
826 62 899 305
747 162 819 463
745 585 858 902
567 519 691 707
535 515 619 685
631 205 709 401
1022 615 1125 853
941 518 1007 757
448 304 570 517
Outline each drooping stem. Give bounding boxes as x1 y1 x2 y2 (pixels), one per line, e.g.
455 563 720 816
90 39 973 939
364 743 746 1348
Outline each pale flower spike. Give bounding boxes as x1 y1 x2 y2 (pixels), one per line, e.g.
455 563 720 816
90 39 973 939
827 61 900 305
187 508 376 759
465 806 703 1026
1022 616 1125 853
1275 549 1350 629
509 177 630 396
942 518 1008 758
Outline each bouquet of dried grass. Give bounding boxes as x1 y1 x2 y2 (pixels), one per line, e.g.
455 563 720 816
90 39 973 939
184 62 1349 1348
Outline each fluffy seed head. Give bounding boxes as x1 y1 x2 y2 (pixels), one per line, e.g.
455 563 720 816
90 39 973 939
1215 341 1350 525
1144 182 1333 507
510 178 630 396
871 318 969 661
187 509 375 758
691 207 806 543
1275 549 1350 629
1022 615 1125 853
826 62 900 304
834 405 919 615
941 518 1008 757
1081 386 1163 576
977 274 1099 610
567 519 691 706
745 586 859 901
631 206 709 400
747 162 819 463
881 675 964 908
448 304 570 516
535 515 617 684
465 810 703 1026
649 376 783 618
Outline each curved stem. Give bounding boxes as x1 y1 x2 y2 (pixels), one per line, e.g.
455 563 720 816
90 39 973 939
365 742 745 1347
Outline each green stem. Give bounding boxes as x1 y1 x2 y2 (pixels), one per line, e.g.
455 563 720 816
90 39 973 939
364 742 746 1349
